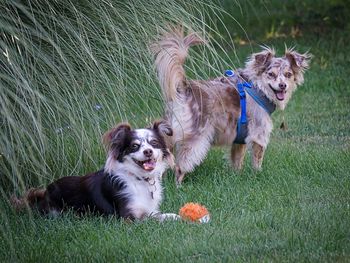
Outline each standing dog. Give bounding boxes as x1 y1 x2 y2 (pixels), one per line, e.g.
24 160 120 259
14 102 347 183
152 28 311 185
11 121 179 221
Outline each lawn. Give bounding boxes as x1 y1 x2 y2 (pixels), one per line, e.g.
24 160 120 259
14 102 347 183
1 0 349 262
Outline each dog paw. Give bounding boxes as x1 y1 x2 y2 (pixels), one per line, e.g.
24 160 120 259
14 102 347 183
152 212 181 222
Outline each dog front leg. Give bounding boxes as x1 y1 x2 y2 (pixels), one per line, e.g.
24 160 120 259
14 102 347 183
252 142 265 170
231 143 247 170
151 212 181 222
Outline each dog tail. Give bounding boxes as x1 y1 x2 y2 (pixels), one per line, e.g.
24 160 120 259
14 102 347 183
10 188 47 211
151 27 205 101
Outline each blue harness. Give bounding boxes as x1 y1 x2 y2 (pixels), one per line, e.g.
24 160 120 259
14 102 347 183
225 70 276 144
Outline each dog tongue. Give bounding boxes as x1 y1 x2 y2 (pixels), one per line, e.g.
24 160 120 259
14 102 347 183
143 160 156 171
276 91 285 101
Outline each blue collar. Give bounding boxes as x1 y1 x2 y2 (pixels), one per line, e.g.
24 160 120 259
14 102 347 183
224 69 276 115
242 82 276 115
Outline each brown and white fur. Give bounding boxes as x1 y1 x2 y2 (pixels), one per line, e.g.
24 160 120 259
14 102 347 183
11 121 179 221
152 28 311 185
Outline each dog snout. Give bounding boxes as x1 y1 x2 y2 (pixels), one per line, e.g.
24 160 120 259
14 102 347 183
279 83 287 90
143 149 153 158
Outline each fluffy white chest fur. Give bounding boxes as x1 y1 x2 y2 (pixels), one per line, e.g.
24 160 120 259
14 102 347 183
109 164 163 219
124 176 162 218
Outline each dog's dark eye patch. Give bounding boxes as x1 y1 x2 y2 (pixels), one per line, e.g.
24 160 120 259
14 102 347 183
130 143 140 152
109 129 136 162
120 133 143 156
147 128 170 157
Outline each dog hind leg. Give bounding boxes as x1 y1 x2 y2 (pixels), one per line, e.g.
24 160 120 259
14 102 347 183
175 165 186 187
175 129 213 186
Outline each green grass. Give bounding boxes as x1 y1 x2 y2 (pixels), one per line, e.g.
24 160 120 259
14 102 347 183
1 0 350 262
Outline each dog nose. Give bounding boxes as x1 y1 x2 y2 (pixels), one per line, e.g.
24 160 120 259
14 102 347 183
143 149 153 157
279 83 286 90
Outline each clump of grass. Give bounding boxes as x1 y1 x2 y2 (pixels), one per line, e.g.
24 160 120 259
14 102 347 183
0 0 238 195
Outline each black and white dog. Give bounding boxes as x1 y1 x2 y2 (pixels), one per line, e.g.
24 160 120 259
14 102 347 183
11 120 179 221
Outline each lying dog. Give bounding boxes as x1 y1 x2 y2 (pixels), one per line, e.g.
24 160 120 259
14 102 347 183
152 28 311 185
11 121 179 221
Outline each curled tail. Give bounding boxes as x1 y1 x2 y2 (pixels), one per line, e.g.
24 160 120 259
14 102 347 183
11 188 47 211
151 27 205 101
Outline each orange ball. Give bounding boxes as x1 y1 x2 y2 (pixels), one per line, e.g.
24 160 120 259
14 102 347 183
179 202 210 223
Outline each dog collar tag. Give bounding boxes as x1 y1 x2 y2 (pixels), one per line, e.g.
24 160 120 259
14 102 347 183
225 69 235 77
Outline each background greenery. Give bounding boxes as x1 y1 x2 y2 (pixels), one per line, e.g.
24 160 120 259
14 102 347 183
0 0 349 262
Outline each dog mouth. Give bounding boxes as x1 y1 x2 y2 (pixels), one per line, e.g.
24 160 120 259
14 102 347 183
269 84 286 101
132 158 156 171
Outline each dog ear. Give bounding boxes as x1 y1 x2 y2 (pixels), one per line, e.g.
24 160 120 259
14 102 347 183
285 49 311 72
152 120 173 137
151 120 174 166
247 47 275 74
102 123 131 148
102 123 131 161
254 47 275 66
285 49 312 85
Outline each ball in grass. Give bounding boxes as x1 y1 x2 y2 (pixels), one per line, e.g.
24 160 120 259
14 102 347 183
179 202 210 223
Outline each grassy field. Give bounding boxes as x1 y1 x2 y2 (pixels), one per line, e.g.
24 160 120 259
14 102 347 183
1 0 350 262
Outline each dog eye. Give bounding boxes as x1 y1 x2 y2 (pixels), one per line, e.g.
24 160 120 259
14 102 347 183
285 72 292 78
150 140 160 147
268 72 276 78
131 143 140 150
